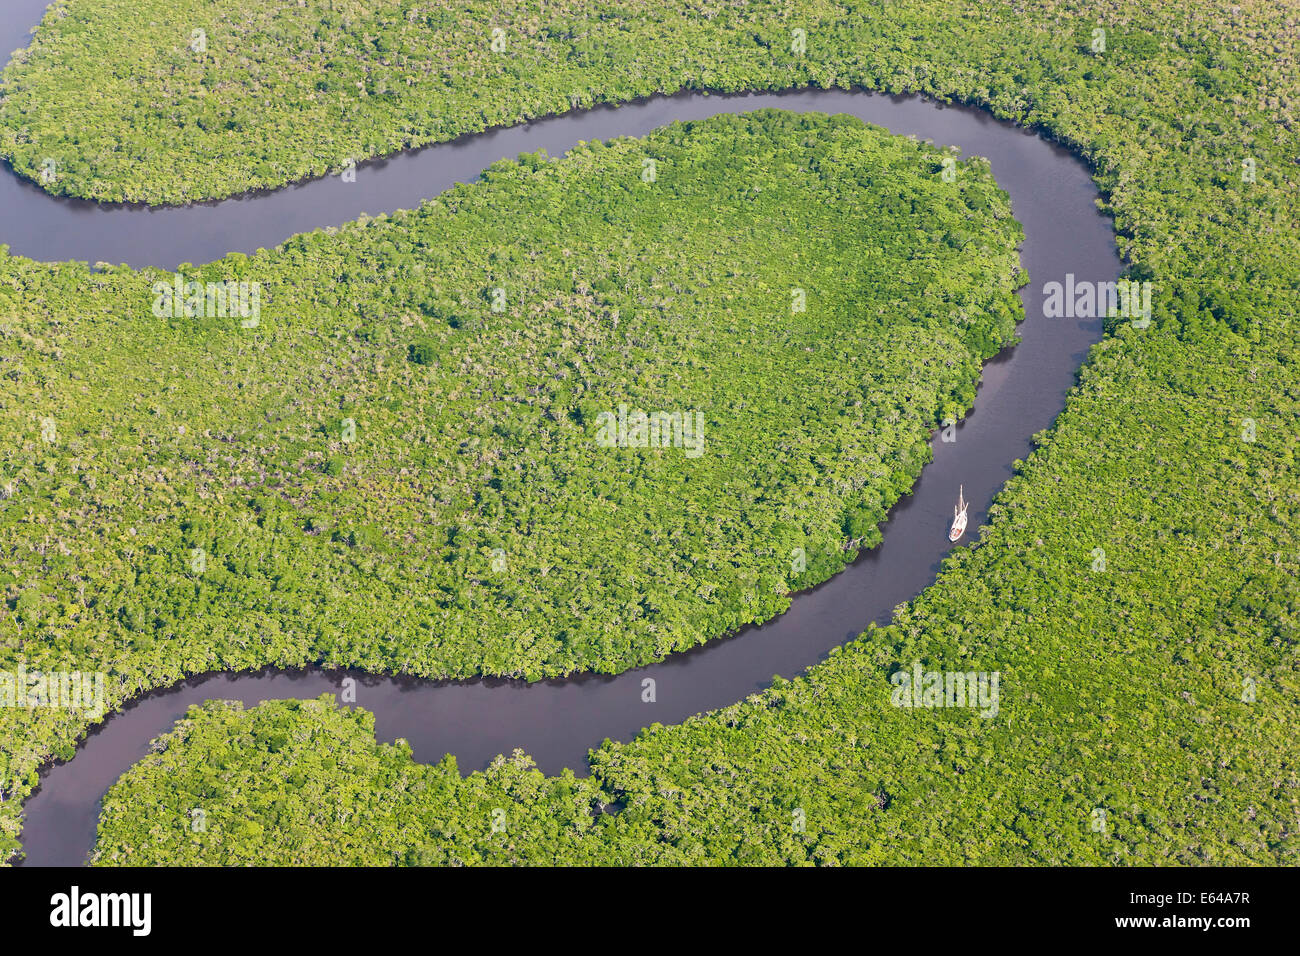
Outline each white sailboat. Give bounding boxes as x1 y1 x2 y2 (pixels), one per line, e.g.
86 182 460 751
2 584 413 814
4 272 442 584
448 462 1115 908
948 485 969 542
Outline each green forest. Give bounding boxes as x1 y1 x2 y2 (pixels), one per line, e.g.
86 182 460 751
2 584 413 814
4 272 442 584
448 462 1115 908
2 0 1298 865
92 314 1300 865
0 108 1024 860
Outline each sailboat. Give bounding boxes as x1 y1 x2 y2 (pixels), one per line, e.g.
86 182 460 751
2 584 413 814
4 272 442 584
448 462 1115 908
948 485 969 542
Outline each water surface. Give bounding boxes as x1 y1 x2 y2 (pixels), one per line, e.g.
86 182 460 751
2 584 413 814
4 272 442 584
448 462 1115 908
3 3 1117 867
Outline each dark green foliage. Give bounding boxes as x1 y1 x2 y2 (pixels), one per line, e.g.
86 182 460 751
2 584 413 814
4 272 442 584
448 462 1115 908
407 340 438 365
0 110 1020 859
2 0 1298 866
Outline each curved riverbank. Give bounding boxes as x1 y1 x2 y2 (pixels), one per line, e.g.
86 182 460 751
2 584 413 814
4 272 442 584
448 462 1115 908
11 88 1117 866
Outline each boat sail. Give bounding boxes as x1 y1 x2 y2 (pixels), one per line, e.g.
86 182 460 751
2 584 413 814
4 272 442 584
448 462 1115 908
949 485 969 542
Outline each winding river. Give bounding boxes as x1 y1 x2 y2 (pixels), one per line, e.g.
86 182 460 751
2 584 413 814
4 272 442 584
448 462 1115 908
5 2 1119 866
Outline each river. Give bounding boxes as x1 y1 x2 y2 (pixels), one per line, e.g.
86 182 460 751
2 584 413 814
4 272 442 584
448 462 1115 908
4 2 1118 867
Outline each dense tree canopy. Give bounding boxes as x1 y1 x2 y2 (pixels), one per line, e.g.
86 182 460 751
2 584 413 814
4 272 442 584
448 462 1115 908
1 109 1023 860
1 0 1297 865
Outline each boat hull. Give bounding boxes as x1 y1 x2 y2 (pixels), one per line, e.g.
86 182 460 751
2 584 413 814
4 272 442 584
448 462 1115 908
949 514 968 542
